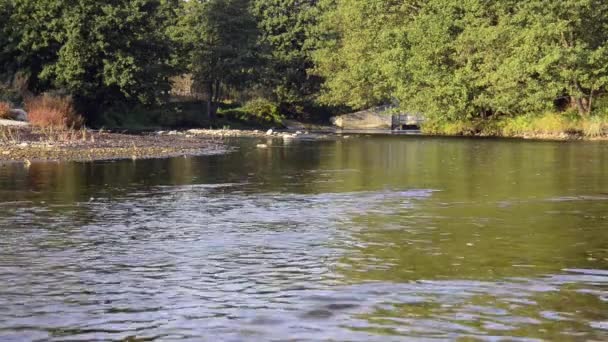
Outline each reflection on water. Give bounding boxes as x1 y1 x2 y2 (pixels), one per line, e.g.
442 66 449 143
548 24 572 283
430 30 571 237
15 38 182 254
0 136 607 341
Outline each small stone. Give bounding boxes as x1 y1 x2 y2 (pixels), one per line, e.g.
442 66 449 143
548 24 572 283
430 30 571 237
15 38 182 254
256 144 268 149
2 151 10 155
266 129 273 136
19 142 28 147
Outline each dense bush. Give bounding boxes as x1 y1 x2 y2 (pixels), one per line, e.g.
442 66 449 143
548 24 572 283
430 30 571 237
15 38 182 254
26 95 84 128
0 102 10 119
241 98 284 124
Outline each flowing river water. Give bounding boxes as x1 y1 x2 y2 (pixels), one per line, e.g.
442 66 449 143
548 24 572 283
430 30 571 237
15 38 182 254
0 135 607 341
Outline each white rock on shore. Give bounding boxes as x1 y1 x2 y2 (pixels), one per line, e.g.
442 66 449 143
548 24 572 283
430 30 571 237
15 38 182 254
0 119 29 127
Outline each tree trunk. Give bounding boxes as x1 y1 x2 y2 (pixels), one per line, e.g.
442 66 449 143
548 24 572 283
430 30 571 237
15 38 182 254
588 89 594 116
572 80 590 117
573 96 587 116
206 82 215 123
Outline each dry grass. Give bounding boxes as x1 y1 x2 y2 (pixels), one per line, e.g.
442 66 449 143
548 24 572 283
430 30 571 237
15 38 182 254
0 102 11 119
422 112 608 139
35 126 92 143
0 126 21 143
25 94 84 129
581 116 608 137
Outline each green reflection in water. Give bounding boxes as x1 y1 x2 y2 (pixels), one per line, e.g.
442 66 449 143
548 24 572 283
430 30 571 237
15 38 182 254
0 135 606 340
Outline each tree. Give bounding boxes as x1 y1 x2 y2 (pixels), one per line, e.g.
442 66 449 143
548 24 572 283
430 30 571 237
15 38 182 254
4 0 178 113
312 0 418 110
0 0 16 82
510 0 608 116
173 0 259 121
312 0 608 120
252 0 321 110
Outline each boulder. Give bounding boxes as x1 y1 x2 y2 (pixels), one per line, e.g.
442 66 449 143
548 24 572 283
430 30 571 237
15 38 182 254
9 109 28 122
283 119 306 130
330 108 392 130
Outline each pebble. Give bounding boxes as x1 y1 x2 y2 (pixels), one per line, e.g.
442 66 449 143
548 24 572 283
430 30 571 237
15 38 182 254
256 144 268 149
266 129 274 136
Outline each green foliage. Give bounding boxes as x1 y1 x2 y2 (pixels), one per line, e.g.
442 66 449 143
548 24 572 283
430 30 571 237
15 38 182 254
171 0 259 119
312 0 412 110
3 0 608 129
314 0 608 121
252 0 320 106
221 98 284 125
3 0 178 110
423 112 608 138
97 101 215 130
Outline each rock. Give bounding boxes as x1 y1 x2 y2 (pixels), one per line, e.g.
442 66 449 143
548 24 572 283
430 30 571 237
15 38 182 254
266 129 274 136
283 119 306 130
167 130 178 135
330 107 392 129
19 142 28 148
256 144 268 148
9 109 28 122
0 119 29 127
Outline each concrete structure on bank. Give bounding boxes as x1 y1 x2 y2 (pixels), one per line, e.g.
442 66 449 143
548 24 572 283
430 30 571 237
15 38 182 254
331 107 424 130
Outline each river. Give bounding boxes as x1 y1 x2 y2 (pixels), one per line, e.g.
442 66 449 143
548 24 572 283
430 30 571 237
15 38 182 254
0 135 607 341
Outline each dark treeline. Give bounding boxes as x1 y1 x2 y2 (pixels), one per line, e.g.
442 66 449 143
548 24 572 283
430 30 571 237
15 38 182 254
1 0 608 128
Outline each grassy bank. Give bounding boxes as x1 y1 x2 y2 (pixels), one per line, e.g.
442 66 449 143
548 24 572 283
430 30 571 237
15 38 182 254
421 113 608 140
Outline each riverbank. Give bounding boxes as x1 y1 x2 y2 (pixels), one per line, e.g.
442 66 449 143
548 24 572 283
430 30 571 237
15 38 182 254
2 114 607 163
0 126 228 162
421 113 608 141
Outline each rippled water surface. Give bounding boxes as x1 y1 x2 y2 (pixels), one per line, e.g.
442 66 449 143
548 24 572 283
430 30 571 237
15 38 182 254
1 135 607 341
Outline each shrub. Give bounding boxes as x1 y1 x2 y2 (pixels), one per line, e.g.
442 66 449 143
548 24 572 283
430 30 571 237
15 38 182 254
0 102 11 119
582 116 607 137
25 94 84 128
501 115 533 136
420 119 476 135
529 112 574 134
241 98 284 125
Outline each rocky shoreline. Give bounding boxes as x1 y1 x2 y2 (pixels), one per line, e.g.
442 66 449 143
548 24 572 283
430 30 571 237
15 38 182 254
1 122 604 164
0 125 341 163
0 126 229 162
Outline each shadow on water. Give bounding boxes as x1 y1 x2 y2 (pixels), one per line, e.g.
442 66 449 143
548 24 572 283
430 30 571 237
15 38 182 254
0 136 607 340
